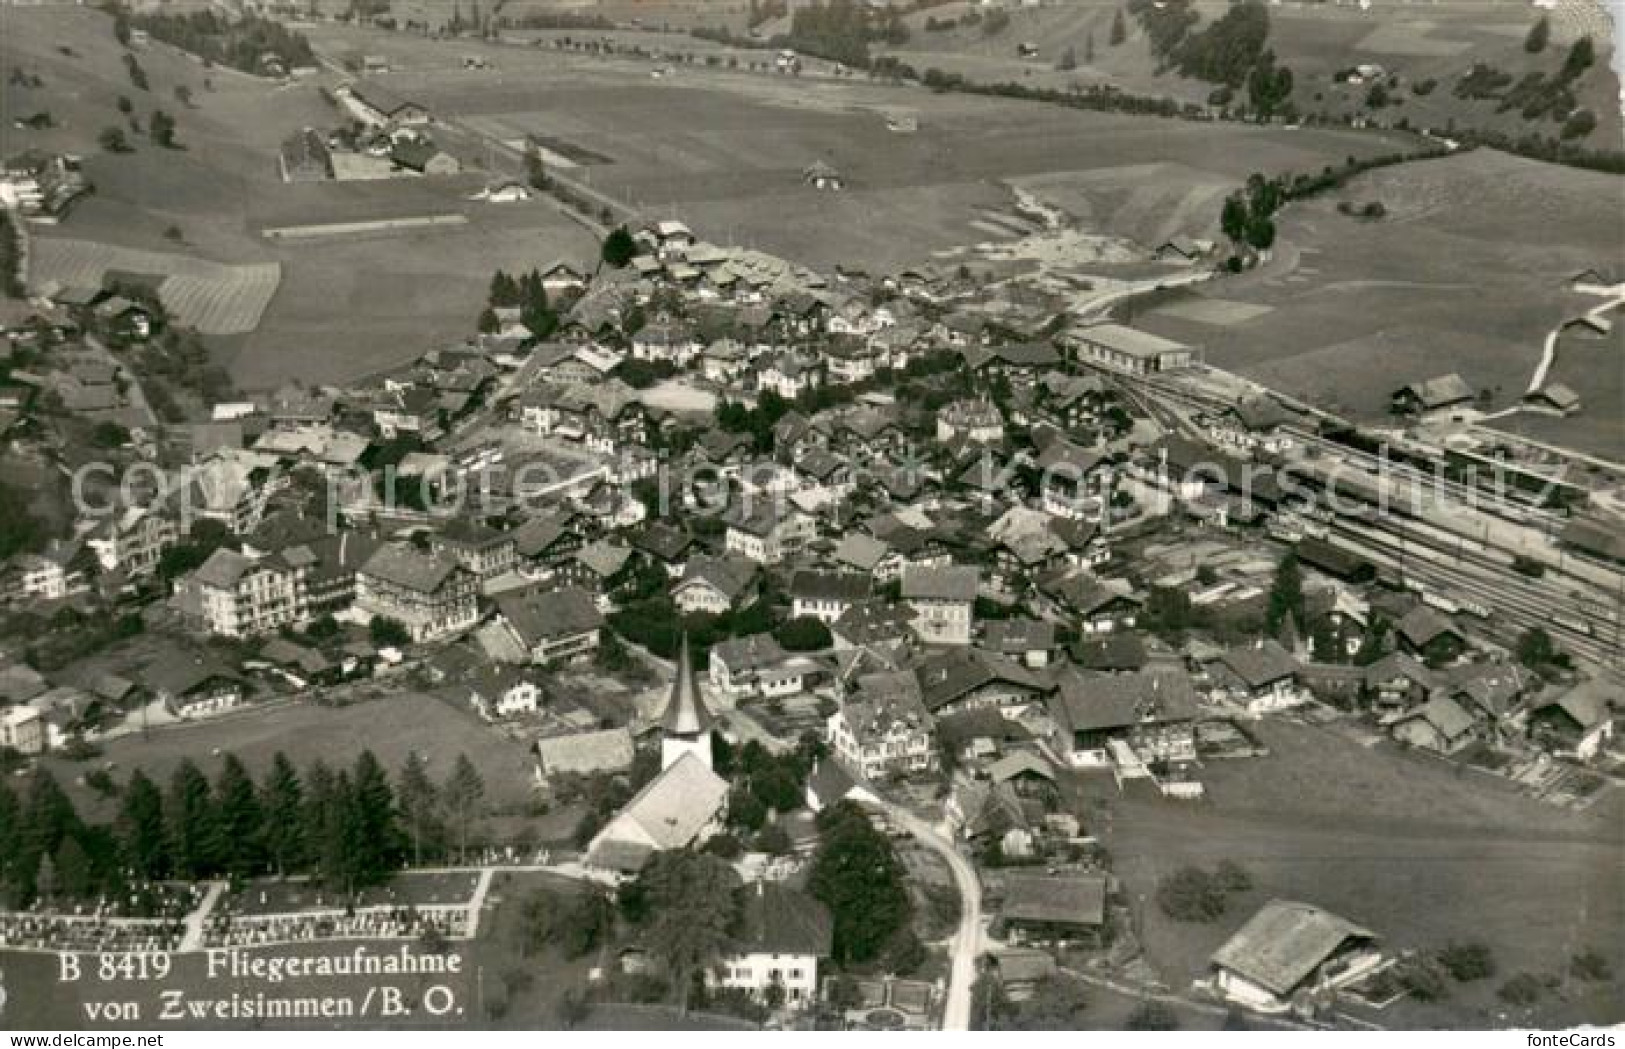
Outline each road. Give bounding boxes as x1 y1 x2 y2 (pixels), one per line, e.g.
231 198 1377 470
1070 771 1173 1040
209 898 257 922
881 804 983 1031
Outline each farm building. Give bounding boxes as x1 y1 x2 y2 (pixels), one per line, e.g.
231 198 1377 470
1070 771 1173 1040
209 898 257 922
1210 901 1381 1014
1061 322 1195 376
1526 680 1615 762
1523 382 1581 415
998 872 1108 946
340 82 430 127
803 160 844 191
1390 373 1474 417
393 139 460 176
1559 513 1625 565
1050 668 1198 769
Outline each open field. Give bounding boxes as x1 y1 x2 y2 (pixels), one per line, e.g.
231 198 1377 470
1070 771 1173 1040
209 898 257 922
1083 718 1624 1029
41 692 538 822
1486 323 1625 462
884 0 1621 143
302 22 1420 273
1 6 595 388
1130 149 1624 440
31 237 281 335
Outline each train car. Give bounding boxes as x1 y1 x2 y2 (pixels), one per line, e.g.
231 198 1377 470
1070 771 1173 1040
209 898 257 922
1551 612 1595 637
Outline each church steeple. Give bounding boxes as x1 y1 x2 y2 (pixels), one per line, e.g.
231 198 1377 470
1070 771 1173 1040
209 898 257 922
661 636 714 770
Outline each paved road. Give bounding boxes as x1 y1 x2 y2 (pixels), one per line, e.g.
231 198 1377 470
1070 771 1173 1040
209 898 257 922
882 804 982 1031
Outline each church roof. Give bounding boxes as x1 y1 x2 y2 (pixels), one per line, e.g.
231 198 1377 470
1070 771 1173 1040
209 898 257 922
661 637 714 736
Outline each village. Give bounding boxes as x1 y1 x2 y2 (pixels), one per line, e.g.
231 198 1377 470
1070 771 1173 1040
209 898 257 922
0 0 1623 1033
1 188 1621 1031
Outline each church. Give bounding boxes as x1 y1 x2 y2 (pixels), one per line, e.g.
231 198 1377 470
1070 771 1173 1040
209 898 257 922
586 640 730 874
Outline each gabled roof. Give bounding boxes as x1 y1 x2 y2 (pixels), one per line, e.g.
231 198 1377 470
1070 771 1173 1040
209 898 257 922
790 570 869 603
1218 639 1299 690
360 544 461 593
1395 694 1478 742
1211 901 1376 997
916 649 1052 712
833 532 891 572
902 564 979 602
988 750 1055 785
602 751 728 852
1053 669 1198 733
732 883 833 958
1397 604 1462 649
495 585 603 646
1001 873 1107 927
1395 373 1474 409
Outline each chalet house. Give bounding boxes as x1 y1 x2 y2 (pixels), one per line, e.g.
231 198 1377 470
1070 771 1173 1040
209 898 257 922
630 522 696 577
1061 322 1194 376
141 659 246 720
1051 669 1199 768
539 259 587 294
999 873 1108 947
988 751 1058 799
355 544 480 643
372 386 444 441
1361 653 1435 713
1036 372 1109 430
1390 694 1479 755
825 335 880 385
712 883 833 1010
1396 605 1466 664
631 320 703 366
832 533 905 582
793 448 856 505
1390 374 1475 418
901 564 979 646
964 342 1062 389
724 504 816 565
180 453 283 535
493 585 604 665
513 510 584 572
672 555 759 614
1040 439 1113 522
702 338 750 383
937 398 1004 445
986 507 1069 585
558 540 635 596
1211 901 1381 1015
917 648 1053 720
789 570 869 624
1210 639 1302 714
536 345 623 386
710 633 818 699
827 670 937 779
430 517 518 579
1526 680 1615 761
469 665 545 720
755 353 821 400
1041 571 1141 634
982 619 1057 669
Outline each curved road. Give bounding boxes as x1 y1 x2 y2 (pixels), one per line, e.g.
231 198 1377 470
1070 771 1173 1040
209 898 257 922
883 804 983 1031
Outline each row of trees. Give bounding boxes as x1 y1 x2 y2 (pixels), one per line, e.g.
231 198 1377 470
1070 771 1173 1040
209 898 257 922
0 749 489 909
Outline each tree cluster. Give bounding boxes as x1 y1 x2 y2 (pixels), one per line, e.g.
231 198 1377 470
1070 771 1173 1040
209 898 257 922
1155 861 1250 922
484 268 557 338
130 11 317 75
808 801 916 968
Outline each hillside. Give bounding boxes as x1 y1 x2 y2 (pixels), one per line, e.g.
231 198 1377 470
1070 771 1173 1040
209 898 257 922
879 0 1622 145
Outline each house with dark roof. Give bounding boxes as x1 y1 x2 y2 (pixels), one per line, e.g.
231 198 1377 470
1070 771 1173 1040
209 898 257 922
1051 669 1199 768
1210 639 1302 713
1391 373 1475 417
789 570 870 624
1396 604 1466 664
355 544 480 644
915 648 1054 719
999 873 1109 946
1526 679 1615 762
981 618 1057 669
493 585 603 665
1390 694 1479 755
671 554 759 614
1211 900 1381 1014
713 883 834 1008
